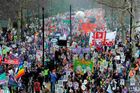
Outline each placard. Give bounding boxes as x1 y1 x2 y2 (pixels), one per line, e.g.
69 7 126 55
57 88 63 93
58 80 63 87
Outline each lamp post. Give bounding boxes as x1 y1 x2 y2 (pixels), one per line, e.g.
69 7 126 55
42 7 45 67
130 0 133 44
70 5 72 45
20 7 23 41
38 0 40 29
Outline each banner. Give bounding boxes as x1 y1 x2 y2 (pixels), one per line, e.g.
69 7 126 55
89 31 106 46
3 58 19 65
105 31 116 46
63 20 70 24
89 31 116 46
94 31 106 42
74 59 93 74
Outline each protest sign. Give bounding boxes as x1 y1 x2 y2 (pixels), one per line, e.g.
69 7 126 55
74 59 93 74
58 80 63 87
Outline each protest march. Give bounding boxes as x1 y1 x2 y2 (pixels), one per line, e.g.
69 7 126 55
0 3 140 93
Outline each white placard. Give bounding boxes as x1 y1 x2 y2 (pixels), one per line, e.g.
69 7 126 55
63 75 68 82
115 56 120 60
58 80 63 87
57 88 63 93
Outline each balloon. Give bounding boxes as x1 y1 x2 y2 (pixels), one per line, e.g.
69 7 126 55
76 11 85 18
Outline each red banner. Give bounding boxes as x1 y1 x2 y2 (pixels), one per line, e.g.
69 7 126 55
3 58 19 65
94 31 106 43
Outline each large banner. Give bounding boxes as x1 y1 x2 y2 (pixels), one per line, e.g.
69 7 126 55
74 59 93 74
89 31 116 46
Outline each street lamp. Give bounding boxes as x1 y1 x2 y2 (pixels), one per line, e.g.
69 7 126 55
129 0 133 58
42 7 45 67
70 5 72 45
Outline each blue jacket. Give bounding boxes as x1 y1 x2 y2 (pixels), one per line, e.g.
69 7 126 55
50 73 57 83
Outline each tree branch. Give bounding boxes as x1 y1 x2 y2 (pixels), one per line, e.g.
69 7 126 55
96 0 128 9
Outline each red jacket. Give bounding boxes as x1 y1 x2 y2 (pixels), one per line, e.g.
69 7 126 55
34 81 41 92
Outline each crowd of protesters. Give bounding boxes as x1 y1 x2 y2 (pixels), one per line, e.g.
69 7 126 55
0 9 140 93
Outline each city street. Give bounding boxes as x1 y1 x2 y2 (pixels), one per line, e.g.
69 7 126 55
0 0 140 93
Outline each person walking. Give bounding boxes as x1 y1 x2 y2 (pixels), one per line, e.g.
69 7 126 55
50 69 57 93
34 79 41 93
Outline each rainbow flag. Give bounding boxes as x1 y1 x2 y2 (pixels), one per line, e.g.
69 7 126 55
15 63 25 79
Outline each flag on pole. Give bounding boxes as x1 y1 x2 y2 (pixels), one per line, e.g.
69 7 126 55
15 62 25 79
81 23 97 33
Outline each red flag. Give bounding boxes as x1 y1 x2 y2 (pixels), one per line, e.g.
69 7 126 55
81 23 97 33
